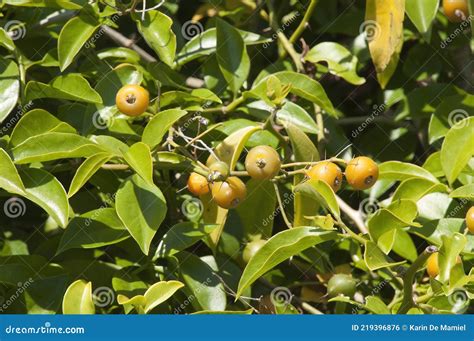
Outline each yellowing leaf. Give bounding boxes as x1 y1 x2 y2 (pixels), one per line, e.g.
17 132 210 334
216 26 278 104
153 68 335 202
365 0 405 73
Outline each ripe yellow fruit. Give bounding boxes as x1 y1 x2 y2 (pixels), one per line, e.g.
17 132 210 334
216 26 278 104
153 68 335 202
115 84 149 117
345 156 379 190
306 161 343 192
426 253 462 278
466 206 474 234
211 177 247 209
245 145 281 180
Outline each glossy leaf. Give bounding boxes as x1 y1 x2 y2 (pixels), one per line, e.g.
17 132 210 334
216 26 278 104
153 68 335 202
9 109 76 147
122 142 153 184
57 208 129 254
440 117 474 184
405 0 439 33
392 178 448 202
25 73 102 104
0 148 25 195
364 241 405 271
294 179 340 219
276 102 318 134
20 168 69 228
144 281 184 313
216 18 250 95
62 280 95 314
438 233 467 283
142 108 188 149
156 222 217 258
449 184 474 200
175 252 226 311
379 161 438 182
236 227 337 297
136 11 176 66
0 56 20 123
12 132 104 164
115 174 167 255
68 152 112 197
176 27 269 66
305 42 365 85
58 13 100 70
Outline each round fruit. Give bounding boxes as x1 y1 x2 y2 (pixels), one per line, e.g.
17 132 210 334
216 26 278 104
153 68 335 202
466 206 474 234
245 145 281 180
208 161 230 182
211 177 247 209
426 253 462 278
187 172 210 196
345 156 379 190
306 161 343 192
327 274 357 298
242 239 266 263
443 0 469 22
115 84 149 117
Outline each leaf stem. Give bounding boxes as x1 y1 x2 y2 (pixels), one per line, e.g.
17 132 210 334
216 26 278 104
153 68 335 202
397 246 438 314
273 182 293 229
289 0 319 44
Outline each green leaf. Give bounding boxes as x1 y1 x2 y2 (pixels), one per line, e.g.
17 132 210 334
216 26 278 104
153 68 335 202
160 89 221 108
122 142 153 184
428 94 473 144
405 0 439 33
62 280 95 314
9 109 76 147
58 13 100 71
365 295 391 314
236 227 337 297
175 252 226 311
379 161 438 182
249 72 335 116
276 102 318 134
57 208 129 254
0 148 25 194
438 233 467 283
12 132 104 164
0 28 15 51
286 123 320 227
391 229 418 262
68 152 111 197
155 222 218 258
0 56 20 123
20 168 69 228
135 10 176 66
450 184 474 200
286 123 319 164
364 241 405 271
25 73 102 104
235 179 277 239
115 174 167 255
392 178 448 202
176 27 269 66
440 117 474 184
3 0 82 8
294 179 340 219
142 108 188 149
216 18 250 95
305 42 365 85
368 199 420 253
144 281 184 313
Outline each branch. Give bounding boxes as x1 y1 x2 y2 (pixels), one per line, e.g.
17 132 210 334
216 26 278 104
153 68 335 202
336 195 368 234
289 0 319 44
397 246 438 314
101 25 204 88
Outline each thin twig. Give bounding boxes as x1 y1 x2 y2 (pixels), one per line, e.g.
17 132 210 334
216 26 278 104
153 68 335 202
336 195 368 234
273 182 293 229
